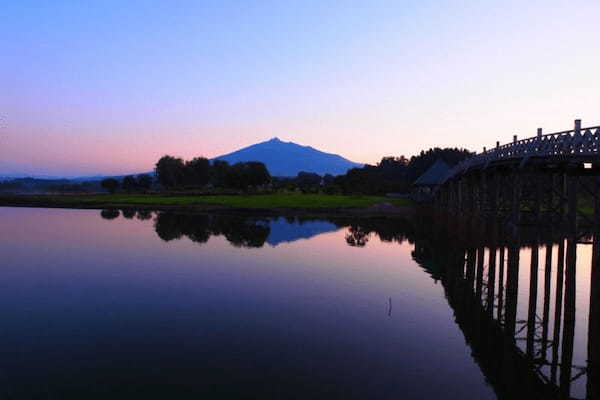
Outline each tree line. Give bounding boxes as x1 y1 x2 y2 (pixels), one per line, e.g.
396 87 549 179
100 174 153 194
0 147 473 195
154 156 270 191
273 147 473 195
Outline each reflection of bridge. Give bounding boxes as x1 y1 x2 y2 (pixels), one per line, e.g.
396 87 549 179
411 213 599 400
435 120 600 229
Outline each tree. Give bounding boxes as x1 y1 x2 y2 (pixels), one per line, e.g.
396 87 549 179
244 162 271 187
121 209 136 219
122 175 137 192
211 160 230 187
101 178 119 194
185 157 211 187
407 148 473 182
155 155 186 189
136 174 153 191
295 171 321 193
100 209 120 220
225 162 271 190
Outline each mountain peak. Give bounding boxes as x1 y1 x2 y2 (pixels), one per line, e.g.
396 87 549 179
213 139 363 177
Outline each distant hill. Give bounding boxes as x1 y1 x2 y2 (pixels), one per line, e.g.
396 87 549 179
213 138 363 177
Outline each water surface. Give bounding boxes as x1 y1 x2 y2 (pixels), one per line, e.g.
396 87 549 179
1 207 594 399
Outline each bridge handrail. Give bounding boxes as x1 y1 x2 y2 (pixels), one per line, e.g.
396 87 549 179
444 124 600 181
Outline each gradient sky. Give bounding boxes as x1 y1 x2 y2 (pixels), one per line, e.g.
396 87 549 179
2 1 599 176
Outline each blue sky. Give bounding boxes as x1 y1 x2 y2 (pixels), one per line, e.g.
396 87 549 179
1 1 599 176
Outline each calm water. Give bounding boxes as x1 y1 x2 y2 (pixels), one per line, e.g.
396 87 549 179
0 207 596 399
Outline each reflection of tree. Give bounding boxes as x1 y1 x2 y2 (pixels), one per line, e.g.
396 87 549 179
100 209 120 220
154 213 186 241
136 210 153 220
219 219 270 248
152 213 270 248
99 209 412 249
345 225 370 247
342 218 410 247
121 209 136 219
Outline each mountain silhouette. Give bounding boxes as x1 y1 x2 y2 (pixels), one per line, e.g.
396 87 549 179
213 138 362 177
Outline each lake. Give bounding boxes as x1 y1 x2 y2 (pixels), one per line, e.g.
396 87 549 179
0 207 596 399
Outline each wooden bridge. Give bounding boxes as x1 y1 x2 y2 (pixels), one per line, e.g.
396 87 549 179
435 119 600 231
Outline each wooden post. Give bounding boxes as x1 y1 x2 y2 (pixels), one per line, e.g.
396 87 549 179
551 239 565 384
587 178 600 399
505 240 520 337
560 172 567 223
575 119 582 134
498 247 505 321
534 172 542 224
526 240 539 357
548 173 555 222
567 174 578 235
560 238 577 397
537 128 543 137
541 243 552 361
476 246 485 301
466 248 477 292
513 135 518 144
511 172 521 226
487 245 497 318
480 172 487 216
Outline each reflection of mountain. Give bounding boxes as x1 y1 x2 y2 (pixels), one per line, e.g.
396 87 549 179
265 218 340 246
151 213 340 248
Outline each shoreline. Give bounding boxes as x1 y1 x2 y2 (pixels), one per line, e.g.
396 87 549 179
0 194 415 218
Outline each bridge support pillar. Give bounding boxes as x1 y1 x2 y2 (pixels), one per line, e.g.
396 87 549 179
587 178 600 399
497 246 505 322
540 243 552 362
567 174 578 235
551 239 565 384
560 237 577 397
510 171 521 227
505 239 520 337
526 238 539 358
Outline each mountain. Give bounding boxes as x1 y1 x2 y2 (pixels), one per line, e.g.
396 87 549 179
213 138 363 177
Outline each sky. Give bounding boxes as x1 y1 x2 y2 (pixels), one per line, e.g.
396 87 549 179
1 0 599 176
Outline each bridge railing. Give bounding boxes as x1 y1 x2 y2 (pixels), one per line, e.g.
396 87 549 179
444 120 600 181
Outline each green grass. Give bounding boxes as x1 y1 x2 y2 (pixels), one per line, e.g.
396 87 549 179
0 193 412 209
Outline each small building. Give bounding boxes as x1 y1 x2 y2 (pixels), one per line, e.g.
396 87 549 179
412 159 451 201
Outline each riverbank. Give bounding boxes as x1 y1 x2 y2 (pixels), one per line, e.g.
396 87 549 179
0 193 414 216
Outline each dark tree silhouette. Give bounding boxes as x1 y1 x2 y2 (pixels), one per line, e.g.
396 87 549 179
211 160 230 187
185 157 211 187
155 155 186 188
225 162 271 190
101 178 119 194
406 148 473 181
121 209 136 219
296 171 321 192
136 174 153 191
122 175 137 192
136 210 153 220
100 209 120 220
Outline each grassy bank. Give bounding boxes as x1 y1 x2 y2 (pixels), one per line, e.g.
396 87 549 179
0 193 412 212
